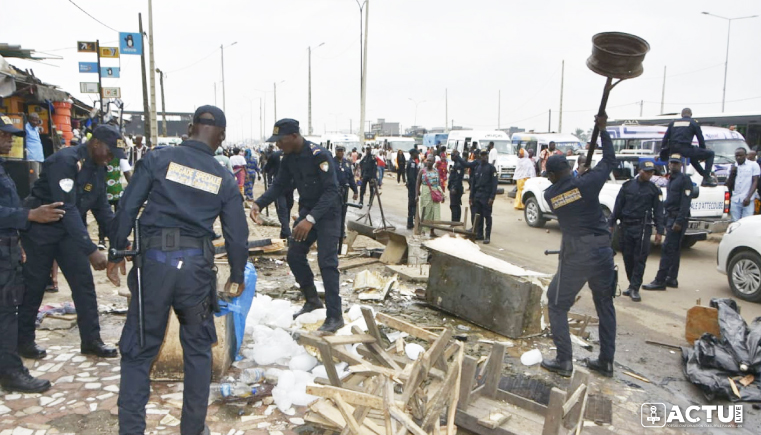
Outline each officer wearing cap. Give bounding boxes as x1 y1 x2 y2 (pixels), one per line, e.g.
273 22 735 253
405 148 421 229
334 144 358 243
643 154 693 291
448 148 467 222
263 149 294 239
608 160 665 302
451 149 497 243
358 144 377 206
109 105 248 435
660 108 716 187
0 115 65 393
541 115 618 378
18 124 127 360
252 119 344 333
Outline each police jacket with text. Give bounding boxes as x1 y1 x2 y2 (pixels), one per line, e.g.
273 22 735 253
448 158 466 192
255 140 340 222
28 144 114 255
662 116 706 150
663 172 692 227
0 159 28 238
544 130 617 237
406 159 420 189
608 176 665 235
112 140 249 283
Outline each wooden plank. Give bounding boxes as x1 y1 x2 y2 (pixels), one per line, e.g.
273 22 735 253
422 359 460 431
455 408 534 435
541 388 566 435
376 312 439 342
389 406 428 435
362 307 383 344
383 377 397 435
685 305 720 344
334 393 363 435
318 342 343 387
400 354 426 405
562 385 586 417
563 367 589 430
340 378 382 435
458 355 479 411
339 258 381 272
324 334 377 346
351 325 402 371
310 400 380 435
423 328 454 373
482 343 507 399
305 411 340 429
306 385 384 409
447 344 465 435
478 413 512 429
574 387 589 435
494 389 548 416
348 363 401 380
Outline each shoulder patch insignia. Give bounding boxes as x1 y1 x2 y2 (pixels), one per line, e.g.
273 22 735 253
84 183 93 192
550 187 583 209
320 161 329 172
165 162 222 194
58 178 74 193
311 145 321 156
685 189 691 197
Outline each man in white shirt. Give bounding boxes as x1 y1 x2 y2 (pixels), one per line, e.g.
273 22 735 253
729 147 759 221
488 141 498 167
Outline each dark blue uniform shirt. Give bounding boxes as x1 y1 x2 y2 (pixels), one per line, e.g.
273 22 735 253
662 116 706 149
263 150 281 178
0 159 28 237
255 140 340 222
112 140 249 283
471 162 498 200
609 176 665 235
360 153 377 179
448 158 466 191
406 159 420 188
663 172 692 227
335 157 357 194
29 144 113 255
544 130 617 236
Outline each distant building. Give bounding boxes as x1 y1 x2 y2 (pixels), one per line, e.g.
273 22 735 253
428 127 447 134
123 111 193 138
370 118 400 136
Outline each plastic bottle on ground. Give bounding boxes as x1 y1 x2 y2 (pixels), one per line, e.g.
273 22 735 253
240 368 266 385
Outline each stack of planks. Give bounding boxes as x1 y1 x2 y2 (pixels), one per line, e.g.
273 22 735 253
296 309 464 435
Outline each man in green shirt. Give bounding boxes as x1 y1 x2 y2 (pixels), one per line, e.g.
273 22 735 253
97 157 132 249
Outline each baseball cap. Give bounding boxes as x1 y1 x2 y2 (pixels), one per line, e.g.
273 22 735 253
0 114 24 136
193 105 226 129
641 160 656 171
266 118 299 143
335 144 346 151
546 154 570 173
92 124 126 159
669 153 683 163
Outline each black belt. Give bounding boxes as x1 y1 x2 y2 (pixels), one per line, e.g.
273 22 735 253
143 234 206 251
0 236 19 247
622 218 645 225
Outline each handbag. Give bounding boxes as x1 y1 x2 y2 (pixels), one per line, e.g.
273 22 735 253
423 170 444 203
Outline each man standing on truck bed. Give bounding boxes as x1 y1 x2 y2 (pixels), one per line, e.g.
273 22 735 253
643 154 693 291
660 108 717 187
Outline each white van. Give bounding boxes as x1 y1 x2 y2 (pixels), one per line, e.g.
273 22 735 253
445 130 516 182
321 133 361 154
510 132 583 156
375 137 416 171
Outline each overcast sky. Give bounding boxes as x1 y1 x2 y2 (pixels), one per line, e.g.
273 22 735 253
3 0 760 142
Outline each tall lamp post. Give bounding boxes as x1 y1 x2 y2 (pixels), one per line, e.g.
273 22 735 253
308 43 325 136
155 68 167 137
701 12 757 112
220 41 238 112
408 98 426 127
355 0 369 144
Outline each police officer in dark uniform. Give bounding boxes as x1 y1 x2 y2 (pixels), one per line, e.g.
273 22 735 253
660 108 716 187
358 145 377 206
251 119 343 333
109 105 248 435
405 148 421 229
452 150 497 243
541 115 617 378
608 160 665 302
263 149 294 239
0 115 64 393
18 125 126 360
334 145 358 242
643 154 693 291
448 149 466 222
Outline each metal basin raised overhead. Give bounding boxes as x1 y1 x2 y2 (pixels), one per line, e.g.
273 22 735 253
587 32 650 79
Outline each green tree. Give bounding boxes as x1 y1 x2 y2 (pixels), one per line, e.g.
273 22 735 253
572 128 589 143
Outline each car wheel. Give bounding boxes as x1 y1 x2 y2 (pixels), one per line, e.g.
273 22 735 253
524 196 546 228
728 251 761 302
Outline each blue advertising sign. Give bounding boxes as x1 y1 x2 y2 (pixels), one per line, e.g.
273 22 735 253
101 67 120 78
78 62 98 73
119 32 143 55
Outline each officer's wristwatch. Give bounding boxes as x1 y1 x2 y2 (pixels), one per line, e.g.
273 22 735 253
305 214 316 225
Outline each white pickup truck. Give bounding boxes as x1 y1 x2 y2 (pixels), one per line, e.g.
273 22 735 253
520 155 731 249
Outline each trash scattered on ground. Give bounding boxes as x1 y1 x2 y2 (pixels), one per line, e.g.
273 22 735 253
520 349 542 366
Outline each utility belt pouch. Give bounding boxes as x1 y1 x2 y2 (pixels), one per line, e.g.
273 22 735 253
161 228 181 251
175 296 213 325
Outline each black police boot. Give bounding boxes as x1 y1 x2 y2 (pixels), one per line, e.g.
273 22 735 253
585 358 614 377
318 316 345 334
0 367 51 393
292 286 324 320
483 239 491 244
642 280 667 291
622 287 634 297
81 339 118 358
665 278 678 288
540 358 573 377
18 342 47 360
701 175 717 187
630 288 641 302
199 425 211 435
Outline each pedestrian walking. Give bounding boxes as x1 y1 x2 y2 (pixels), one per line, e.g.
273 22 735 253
376 149 386 187
541 115 618 378
252 119 343 333
448 150 466 222
488 141 498 167
244 149 262 202
214 147 233 173
726 147 759 221
513 148 536 210
230 148 247 196
358 145 377 206
405 149 421 229
660 108 717 187
642 154 693 291
108 105 248 435
19 125 125 360
416 154 445 237
608 160 665 302
0 115 64 393
396 149 406 184
435 144 448 190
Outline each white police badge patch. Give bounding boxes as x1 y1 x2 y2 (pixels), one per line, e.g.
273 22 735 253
59 178 74 193
320 162 329 172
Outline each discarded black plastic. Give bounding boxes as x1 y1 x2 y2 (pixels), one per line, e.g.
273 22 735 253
682 298 761 402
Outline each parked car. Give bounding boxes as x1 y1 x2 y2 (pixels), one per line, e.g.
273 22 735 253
717 216 761 302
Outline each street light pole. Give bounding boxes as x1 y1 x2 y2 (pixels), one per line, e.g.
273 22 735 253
701 12 758 112
156 68 167 137
308 42 325 136
220 41 238 112
408 98 426 126
359 0 369 144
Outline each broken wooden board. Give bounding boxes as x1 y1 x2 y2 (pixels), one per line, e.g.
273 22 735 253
339 257 382 271
385 264 430 283
685 305 721 344
379 231 408 265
